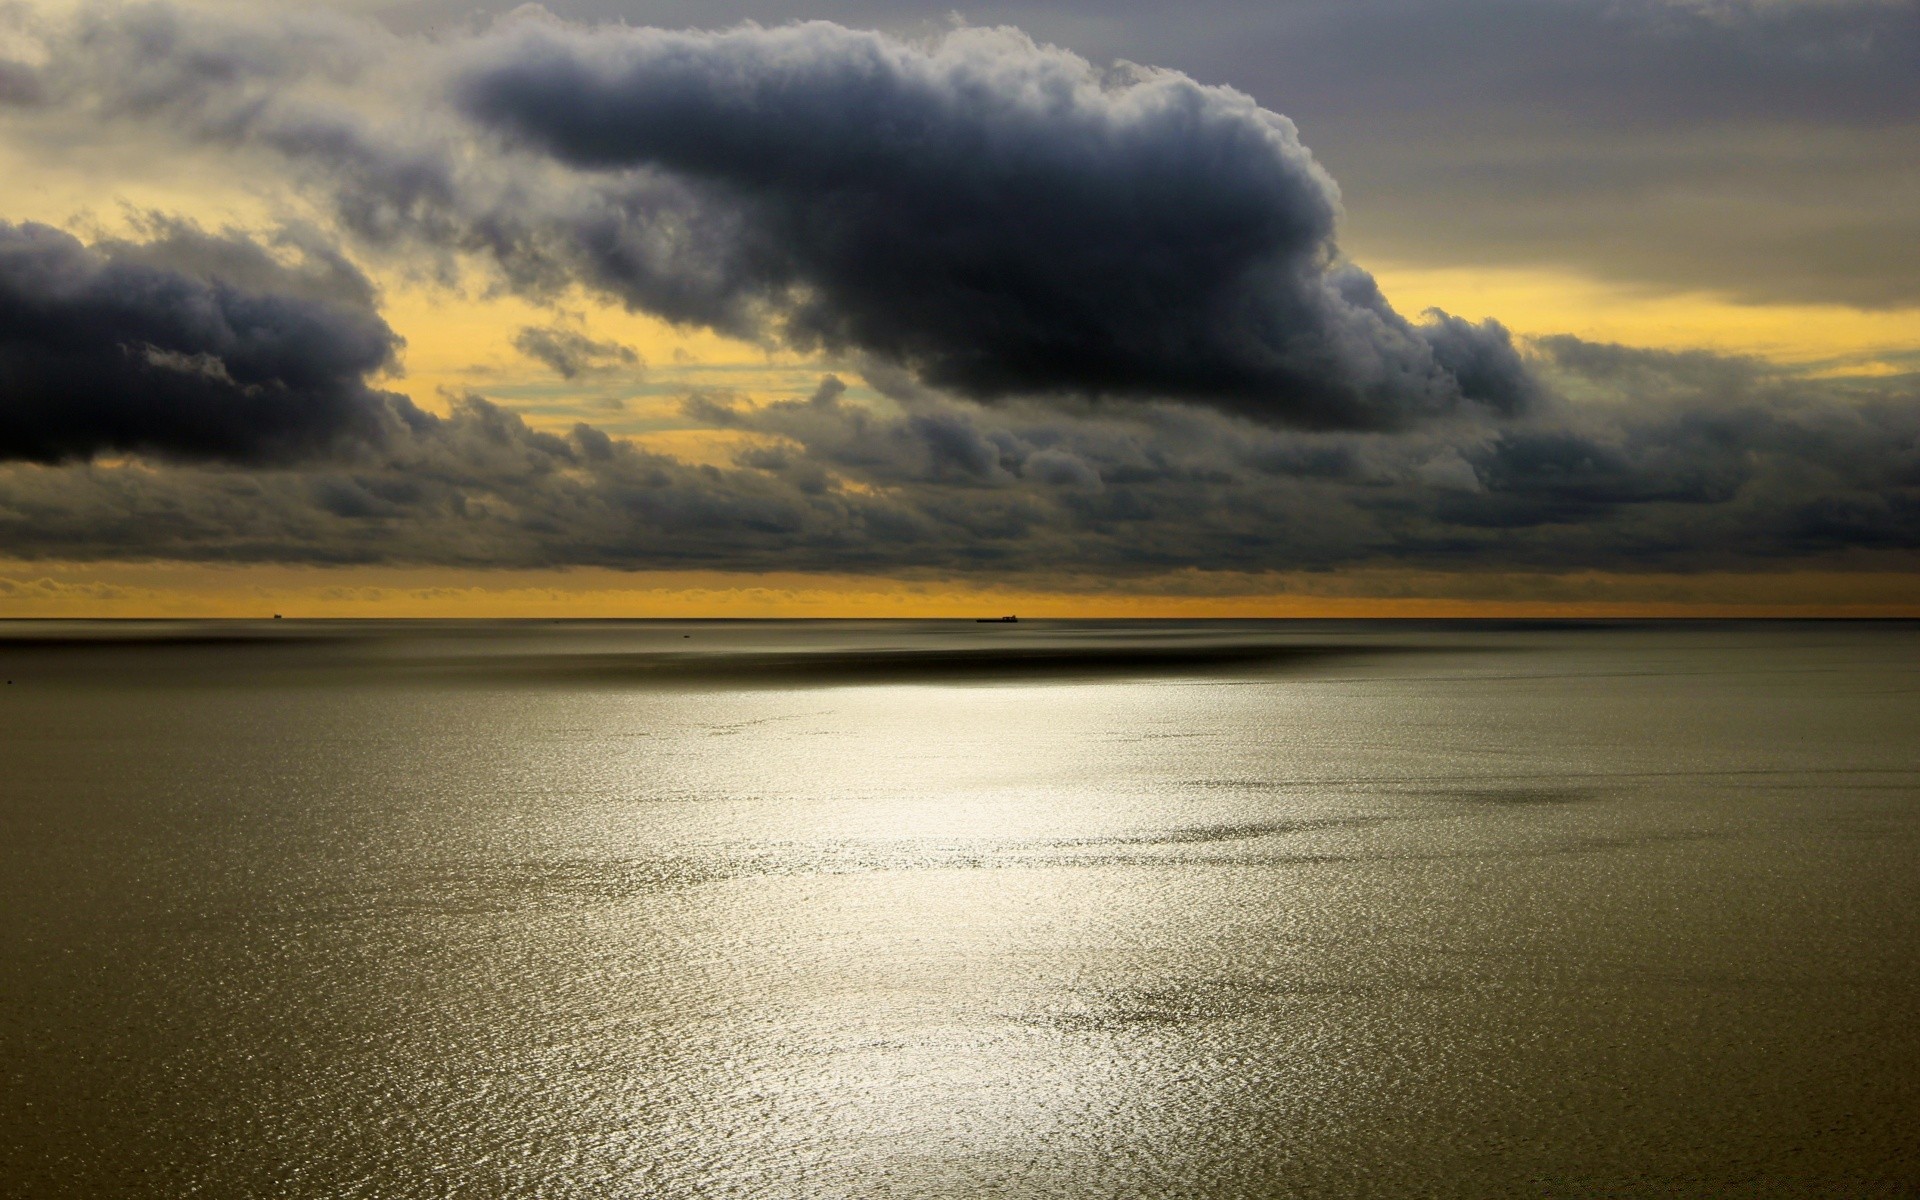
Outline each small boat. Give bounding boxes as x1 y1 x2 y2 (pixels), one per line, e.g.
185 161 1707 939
975 615 1019 623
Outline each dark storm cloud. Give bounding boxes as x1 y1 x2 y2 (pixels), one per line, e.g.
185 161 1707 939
512 322 640 378
0 220 418 464
450 18 1536 427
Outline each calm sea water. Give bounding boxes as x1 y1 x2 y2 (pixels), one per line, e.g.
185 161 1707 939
2 619 1916 1197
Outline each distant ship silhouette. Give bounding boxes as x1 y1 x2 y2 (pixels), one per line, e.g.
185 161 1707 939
975 615 1019 623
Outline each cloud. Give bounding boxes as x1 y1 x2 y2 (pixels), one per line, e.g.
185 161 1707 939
0 219 419 464
511 321 640 378
1433 339 1920 561
450 18 1538 427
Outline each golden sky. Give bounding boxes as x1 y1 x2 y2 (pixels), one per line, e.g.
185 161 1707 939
0 2 1915 617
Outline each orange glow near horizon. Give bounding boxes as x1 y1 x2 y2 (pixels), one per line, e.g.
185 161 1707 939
2 562 1915 620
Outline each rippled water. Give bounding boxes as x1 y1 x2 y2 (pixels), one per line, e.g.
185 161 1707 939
2 619 1916 1196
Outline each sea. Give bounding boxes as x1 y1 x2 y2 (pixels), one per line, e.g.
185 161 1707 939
1 619 1916 1196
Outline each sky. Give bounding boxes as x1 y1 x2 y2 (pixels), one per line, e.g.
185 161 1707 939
0 0 1915 616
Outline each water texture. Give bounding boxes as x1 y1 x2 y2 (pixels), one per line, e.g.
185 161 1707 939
1 620 1916 1196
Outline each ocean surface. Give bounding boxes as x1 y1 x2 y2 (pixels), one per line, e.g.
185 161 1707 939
1 619 1916 1197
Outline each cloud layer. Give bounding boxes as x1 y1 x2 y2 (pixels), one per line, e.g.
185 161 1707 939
0 219 415 464
0 342 1912 578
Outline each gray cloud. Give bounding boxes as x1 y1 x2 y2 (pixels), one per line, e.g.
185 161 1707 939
512 322 640 378
0 219 418 464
